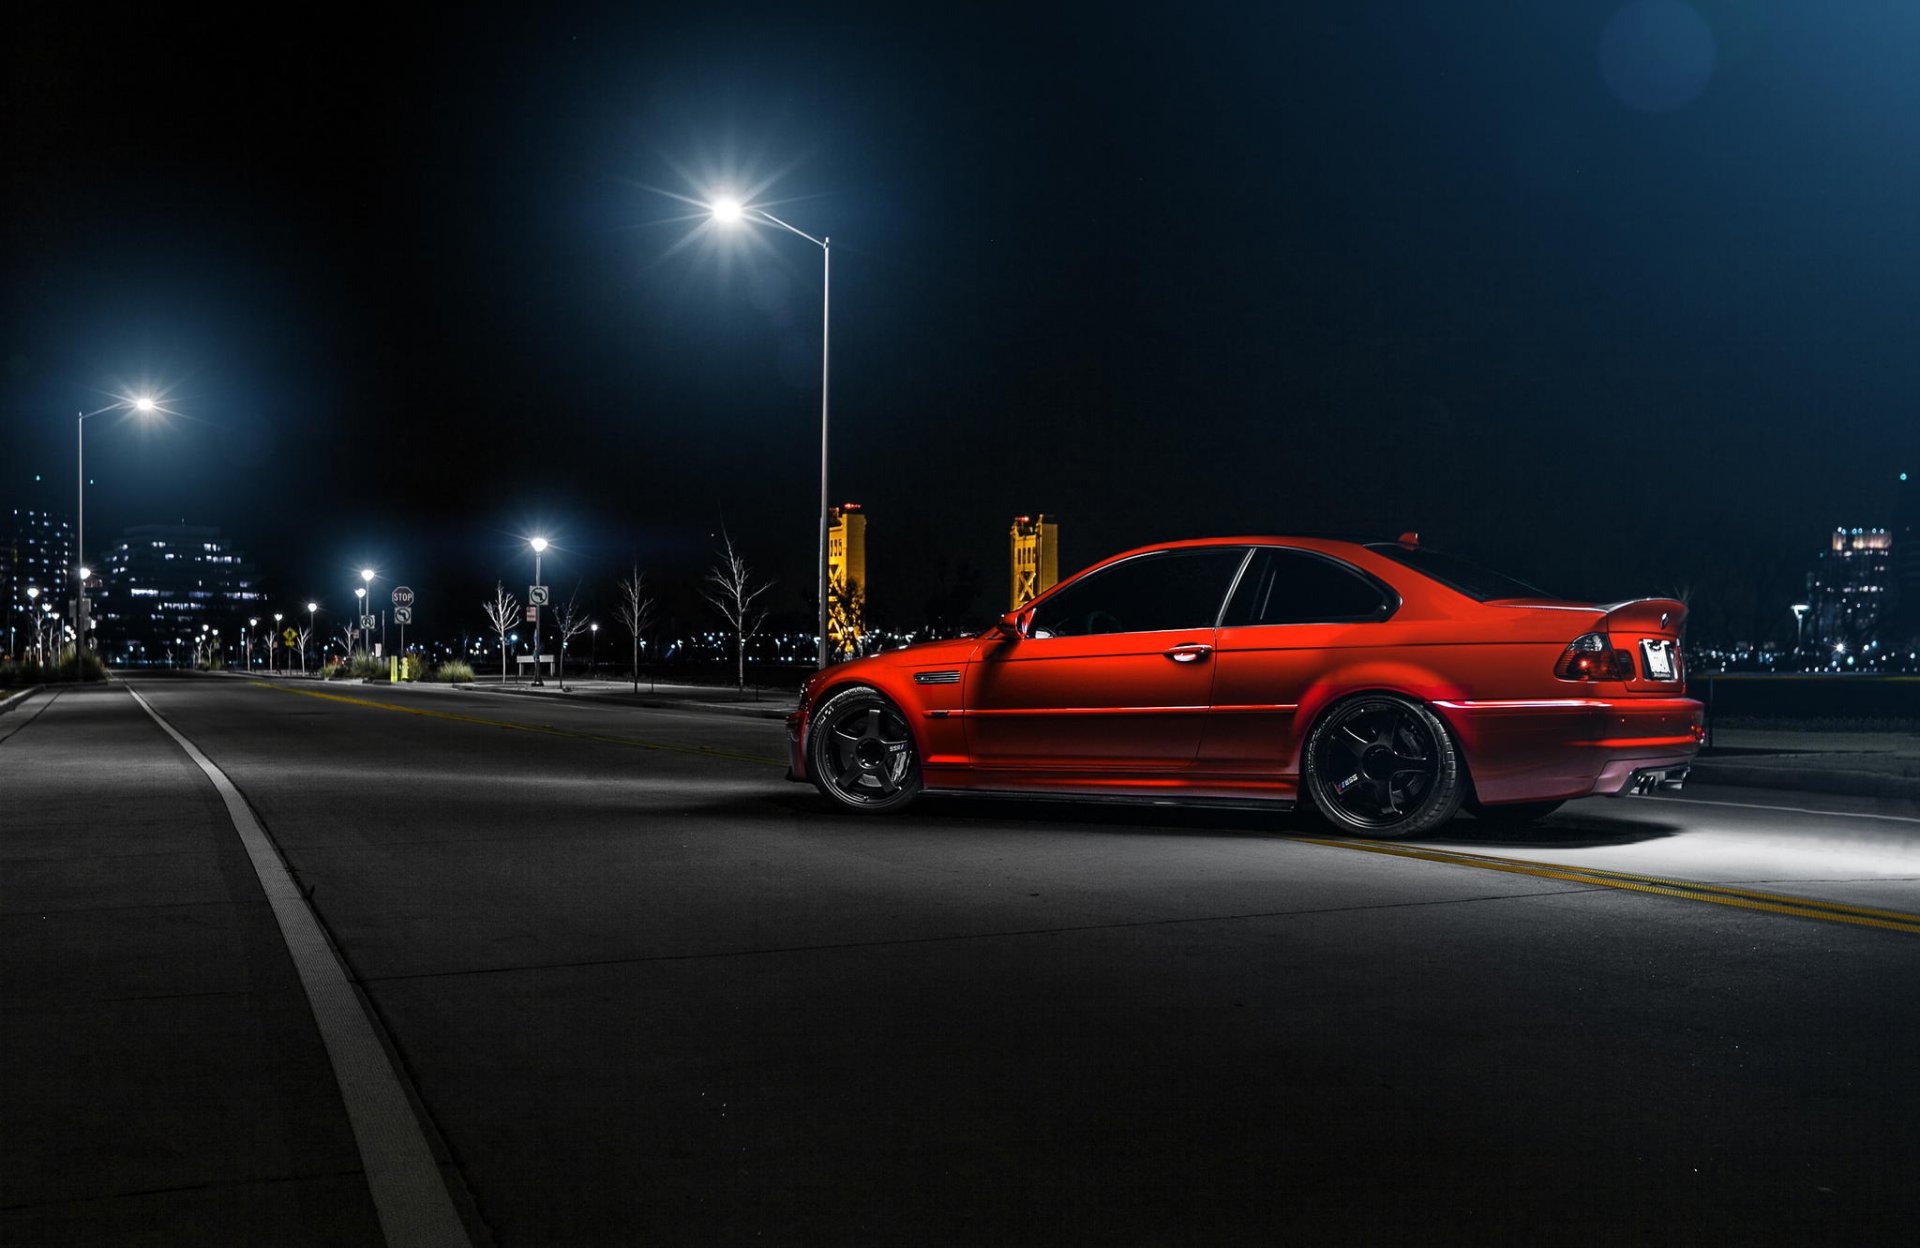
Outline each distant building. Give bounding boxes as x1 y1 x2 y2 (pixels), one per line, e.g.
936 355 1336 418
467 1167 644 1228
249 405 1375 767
1806 527 1892 653
1010 514 1058 610
4 485 75 660
827 504 867 659
93 523 266 664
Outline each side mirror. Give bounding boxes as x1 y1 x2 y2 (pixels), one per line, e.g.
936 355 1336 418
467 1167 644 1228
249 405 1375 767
995 608 1031 641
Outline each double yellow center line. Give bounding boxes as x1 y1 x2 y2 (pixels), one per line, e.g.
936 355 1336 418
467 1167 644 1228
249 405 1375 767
252 682 787 768
1293 836 1920 936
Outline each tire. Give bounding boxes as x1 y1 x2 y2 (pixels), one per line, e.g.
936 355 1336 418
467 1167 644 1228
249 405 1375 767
807 686 923 815
1468 799 1564 828
1303 694 1465 838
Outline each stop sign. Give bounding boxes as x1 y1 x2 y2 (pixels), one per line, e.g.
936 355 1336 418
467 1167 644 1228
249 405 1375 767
391 586 414 608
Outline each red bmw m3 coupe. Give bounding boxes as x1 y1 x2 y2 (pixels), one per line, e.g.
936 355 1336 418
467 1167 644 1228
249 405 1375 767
787 535 1702 837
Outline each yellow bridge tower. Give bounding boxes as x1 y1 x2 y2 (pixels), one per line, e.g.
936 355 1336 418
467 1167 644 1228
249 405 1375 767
827 503 868 658
1010 514 1058 610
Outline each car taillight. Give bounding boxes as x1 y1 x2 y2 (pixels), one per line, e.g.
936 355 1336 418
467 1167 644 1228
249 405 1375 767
1556 632 1635 681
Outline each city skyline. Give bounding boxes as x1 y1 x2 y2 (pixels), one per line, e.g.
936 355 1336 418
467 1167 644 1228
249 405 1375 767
9 472 1919 662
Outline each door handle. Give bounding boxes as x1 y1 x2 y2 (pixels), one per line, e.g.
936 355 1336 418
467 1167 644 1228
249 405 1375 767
1164 644 1212 663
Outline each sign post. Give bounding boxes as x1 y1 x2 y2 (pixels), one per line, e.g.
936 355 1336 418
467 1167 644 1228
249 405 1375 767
392 587 414 678
528 584 549 685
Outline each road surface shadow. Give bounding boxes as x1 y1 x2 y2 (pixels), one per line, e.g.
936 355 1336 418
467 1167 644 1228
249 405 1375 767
748 790 1686 847
1423 810 1685 850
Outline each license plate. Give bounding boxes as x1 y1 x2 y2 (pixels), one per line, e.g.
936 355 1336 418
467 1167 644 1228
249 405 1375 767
1641 639 1675 680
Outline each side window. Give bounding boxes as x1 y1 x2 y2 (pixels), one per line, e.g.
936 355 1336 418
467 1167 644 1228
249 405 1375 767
1221 548 1394 626
1030 548 1248 638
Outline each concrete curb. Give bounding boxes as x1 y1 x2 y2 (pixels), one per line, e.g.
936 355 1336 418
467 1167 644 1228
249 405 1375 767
450 682 790 721
1687 761 1920 800
0 685 43 714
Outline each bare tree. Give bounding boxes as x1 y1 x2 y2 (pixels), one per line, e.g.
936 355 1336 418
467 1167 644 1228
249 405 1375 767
614 563 656 693
483 581 519 684
335 622 355 671
296 624 313 675
552 589 591 690
701 531 774 691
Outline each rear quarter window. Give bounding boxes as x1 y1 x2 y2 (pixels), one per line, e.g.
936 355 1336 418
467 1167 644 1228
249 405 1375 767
1222 548 1396 625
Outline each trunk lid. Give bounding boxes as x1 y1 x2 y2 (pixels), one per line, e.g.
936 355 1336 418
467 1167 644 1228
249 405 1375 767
1599 598 1687 690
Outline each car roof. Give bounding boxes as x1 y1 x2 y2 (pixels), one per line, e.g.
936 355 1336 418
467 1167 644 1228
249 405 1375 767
1089 534 1394 563
1047 535 1454 611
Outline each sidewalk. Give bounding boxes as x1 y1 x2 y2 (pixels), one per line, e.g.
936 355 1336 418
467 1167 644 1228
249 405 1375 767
1692 727 1920 799
451 676 793 720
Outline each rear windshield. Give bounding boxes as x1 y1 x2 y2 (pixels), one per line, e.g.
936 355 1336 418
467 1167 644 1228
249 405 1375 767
1365 544 1552 602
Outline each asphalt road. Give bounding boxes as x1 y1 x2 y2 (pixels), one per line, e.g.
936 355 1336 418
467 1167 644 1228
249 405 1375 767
5 675 1919 1246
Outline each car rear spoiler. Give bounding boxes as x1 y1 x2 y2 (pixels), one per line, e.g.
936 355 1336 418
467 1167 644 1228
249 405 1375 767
1597 598 1687 639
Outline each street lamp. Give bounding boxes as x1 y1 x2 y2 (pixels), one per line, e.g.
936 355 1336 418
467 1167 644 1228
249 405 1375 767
25 586 41 663
273 612 284 674
306 601 318 675
1790 603 1809 655
708 194 833 669
360 568 380 657
529 537 548 685
248 617 258 673
75 394 163 655
589 621 598 678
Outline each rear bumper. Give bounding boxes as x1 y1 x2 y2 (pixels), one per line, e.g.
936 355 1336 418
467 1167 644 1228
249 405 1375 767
1433 697 1703 806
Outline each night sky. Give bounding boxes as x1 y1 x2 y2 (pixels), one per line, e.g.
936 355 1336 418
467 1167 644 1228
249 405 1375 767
6 2 1917 644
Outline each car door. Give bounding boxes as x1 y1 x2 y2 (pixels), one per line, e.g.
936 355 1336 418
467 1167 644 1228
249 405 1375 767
1199 547 1400 773
966 546 1250 771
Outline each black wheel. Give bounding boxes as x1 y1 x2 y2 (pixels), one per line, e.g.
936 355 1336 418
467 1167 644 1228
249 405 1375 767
1469 799 1564 828
1304 695 1464 837
807 687 923 814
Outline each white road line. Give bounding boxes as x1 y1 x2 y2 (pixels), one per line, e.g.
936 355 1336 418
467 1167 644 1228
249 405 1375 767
1651 794 1920 825
126 684 474 1248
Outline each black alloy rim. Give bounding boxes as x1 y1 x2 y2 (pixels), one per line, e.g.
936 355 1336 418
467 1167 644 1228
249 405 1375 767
821 704 916 802
1315 702 1439 828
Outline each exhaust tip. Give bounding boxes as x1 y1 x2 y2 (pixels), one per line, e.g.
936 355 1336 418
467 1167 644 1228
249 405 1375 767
1627 764 1688 795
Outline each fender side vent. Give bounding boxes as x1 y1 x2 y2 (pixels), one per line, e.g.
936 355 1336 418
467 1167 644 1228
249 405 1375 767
914 670 961 685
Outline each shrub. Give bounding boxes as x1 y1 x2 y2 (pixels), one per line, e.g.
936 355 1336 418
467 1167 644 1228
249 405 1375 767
3 654 107 685
62 653 109 682
347 652 386 679
432 659 475 683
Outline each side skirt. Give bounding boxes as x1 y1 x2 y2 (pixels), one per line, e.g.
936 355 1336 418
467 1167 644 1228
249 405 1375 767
920 786 1296 813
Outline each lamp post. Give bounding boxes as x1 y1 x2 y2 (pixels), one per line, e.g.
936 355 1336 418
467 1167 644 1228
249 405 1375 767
359 568 378 657
589 621 598 678
75 395 160 655
247 617 258 672
306 601 318 675
529 537 548 686
1790 603 1809 658
354 586 366 663
273 612 283 674
709 195 833 669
